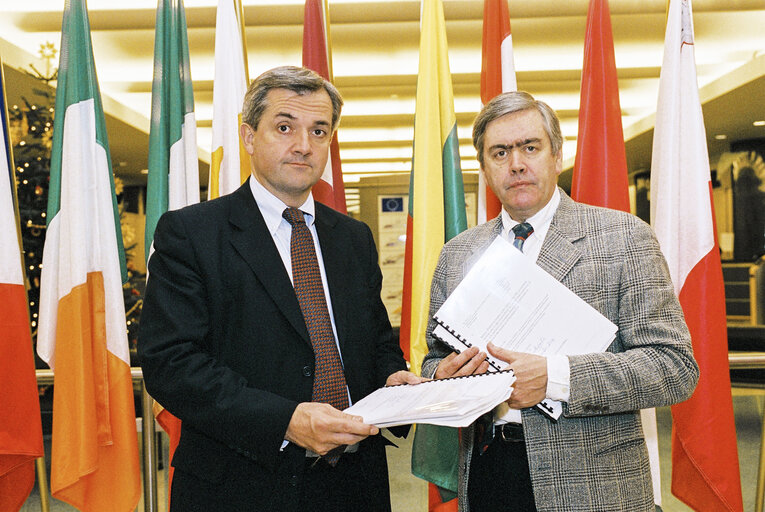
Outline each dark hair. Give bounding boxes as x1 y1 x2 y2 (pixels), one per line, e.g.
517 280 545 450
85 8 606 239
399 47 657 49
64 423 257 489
472 91 563 165
241 65 343 131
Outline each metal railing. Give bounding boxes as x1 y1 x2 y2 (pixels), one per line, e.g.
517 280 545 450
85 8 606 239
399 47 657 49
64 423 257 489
32 353 765 512
34 368 157 512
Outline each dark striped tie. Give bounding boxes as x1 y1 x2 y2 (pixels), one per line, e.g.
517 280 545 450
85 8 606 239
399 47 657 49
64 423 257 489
511 222 534 252
283 207 349 465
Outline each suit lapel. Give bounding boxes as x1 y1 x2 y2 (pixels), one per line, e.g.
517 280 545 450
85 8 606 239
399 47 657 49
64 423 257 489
536 190 585 282
227 183 310 345
313 206 349 353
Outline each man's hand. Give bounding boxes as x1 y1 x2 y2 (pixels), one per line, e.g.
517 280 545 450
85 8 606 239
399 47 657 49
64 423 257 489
385 370 427 386
435 346 490 379
285 402 378 456
487 342 547 408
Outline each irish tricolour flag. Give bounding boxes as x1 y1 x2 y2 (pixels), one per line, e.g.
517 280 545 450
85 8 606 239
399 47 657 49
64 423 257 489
36 1 140 510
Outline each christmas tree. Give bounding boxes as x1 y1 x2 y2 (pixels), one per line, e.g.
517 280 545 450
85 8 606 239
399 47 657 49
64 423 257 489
7 47 56 362
9 43 144 366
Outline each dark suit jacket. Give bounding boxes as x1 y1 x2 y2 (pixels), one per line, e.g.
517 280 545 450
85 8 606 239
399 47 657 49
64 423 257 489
138 181 407 511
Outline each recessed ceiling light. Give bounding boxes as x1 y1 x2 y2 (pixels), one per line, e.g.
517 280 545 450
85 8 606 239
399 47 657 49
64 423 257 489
714 134 727 140
140 169 149 174
753 120 765 127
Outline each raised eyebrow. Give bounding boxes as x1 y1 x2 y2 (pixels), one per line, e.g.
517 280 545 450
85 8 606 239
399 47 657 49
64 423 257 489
489 138 542 152
274 113 330 130
275 112 297 121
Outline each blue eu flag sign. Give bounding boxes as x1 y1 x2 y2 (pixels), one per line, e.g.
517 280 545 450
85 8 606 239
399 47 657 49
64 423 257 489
381 197 404 212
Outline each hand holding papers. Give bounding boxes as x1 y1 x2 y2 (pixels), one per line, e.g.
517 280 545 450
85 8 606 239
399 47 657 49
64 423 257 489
431 236 618 420
344 371 516 428
433 236 617 365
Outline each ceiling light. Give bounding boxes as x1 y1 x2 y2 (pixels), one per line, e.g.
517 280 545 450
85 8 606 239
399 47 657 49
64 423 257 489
714 134 727 140
753 120 765 127
140 169 149 175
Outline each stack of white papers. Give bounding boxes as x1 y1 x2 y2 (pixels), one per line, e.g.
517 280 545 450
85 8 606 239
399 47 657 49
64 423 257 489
432 236 617 365
344 370 516 428
431 236 618 421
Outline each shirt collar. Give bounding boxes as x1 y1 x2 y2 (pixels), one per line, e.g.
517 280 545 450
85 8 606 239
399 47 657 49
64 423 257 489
501 187 561 241
248 176 316 235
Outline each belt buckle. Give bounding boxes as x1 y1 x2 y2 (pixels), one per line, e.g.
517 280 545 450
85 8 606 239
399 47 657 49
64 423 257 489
500 423 523 443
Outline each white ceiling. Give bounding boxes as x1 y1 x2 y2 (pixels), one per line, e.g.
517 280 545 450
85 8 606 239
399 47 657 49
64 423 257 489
2 0 765 209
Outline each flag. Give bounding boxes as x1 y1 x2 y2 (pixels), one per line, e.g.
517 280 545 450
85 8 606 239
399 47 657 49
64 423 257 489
569 0 663 505
404 0 467 507
477 0 516 224
0 57 44 512
146 0 199 261
146 0 200 505
302 0 347 213
650 1 743 510
571 0 629 211
36 0 141 509
208 0 249 200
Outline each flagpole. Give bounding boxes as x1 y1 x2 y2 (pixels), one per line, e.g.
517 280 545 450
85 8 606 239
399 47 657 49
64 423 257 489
321 0 334 81
235 0 249 83
1 54 51 512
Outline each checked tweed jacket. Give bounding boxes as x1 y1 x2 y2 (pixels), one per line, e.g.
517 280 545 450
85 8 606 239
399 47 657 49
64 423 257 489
421 189 699 512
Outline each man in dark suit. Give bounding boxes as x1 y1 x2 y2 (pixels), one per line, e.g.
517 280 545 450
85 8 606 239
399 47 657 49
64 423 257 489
138 66 419 512
422 91 699 511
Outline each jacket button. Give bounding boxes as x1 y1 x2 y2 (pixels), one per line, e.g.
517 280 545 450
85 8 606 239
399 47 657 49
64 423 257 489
302 366 312 377
290 475 299 487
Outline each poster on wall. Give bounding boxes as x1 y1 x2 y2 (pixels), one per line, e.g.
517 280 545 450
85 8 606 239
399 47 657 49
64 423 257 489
376 192 477 327
378 195 407 327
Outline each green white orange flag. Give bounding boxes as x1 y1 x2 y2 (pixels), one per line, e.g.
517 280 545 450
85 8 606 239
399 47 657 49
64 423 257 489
405 0 467 505
36 1 140 510
650 1 743 510
208 0 249 200
569 0 663 505
146 0 199 262
146 0 200 505
302 0 347 213
478 0 516 224
0 58 44 512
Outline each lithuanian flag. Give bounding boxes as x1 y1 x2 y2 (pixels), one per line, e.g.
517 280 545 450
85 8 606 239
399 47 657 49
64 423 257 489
404 0 467 505
36 1 140 509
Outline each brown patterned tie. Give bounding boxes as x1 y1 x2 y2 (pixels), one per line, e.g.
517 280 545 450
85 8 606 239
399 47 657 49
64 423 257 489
283 207 349 465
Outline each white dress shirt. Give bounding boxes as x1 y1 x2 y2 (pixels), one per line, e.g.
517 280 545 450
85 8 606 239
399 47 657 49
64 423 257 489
495 187 571 424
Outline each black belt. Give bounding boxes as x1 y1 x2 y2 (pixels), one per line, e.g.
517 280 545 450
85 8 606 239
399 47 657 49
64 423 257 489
495 423 524 443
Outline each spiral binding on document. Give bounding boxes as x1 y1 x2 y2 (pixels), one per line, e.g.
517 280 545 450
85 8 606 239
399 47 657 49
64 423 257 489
386 368 515 388
431 319 504 372
431 317 559 422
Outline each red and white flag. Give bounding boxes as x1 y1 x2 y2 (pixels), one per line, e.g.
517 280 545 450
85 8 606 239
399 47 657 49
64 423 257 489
477 0 516 224
303 0 347 213
650 1 743 510
0 60 44 512
570 0 662 505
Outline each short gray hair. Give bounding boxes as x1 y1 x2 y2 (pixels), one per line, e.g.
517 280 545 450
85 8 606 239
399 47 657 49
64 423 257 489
242 66 343 132
472 91 563 165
